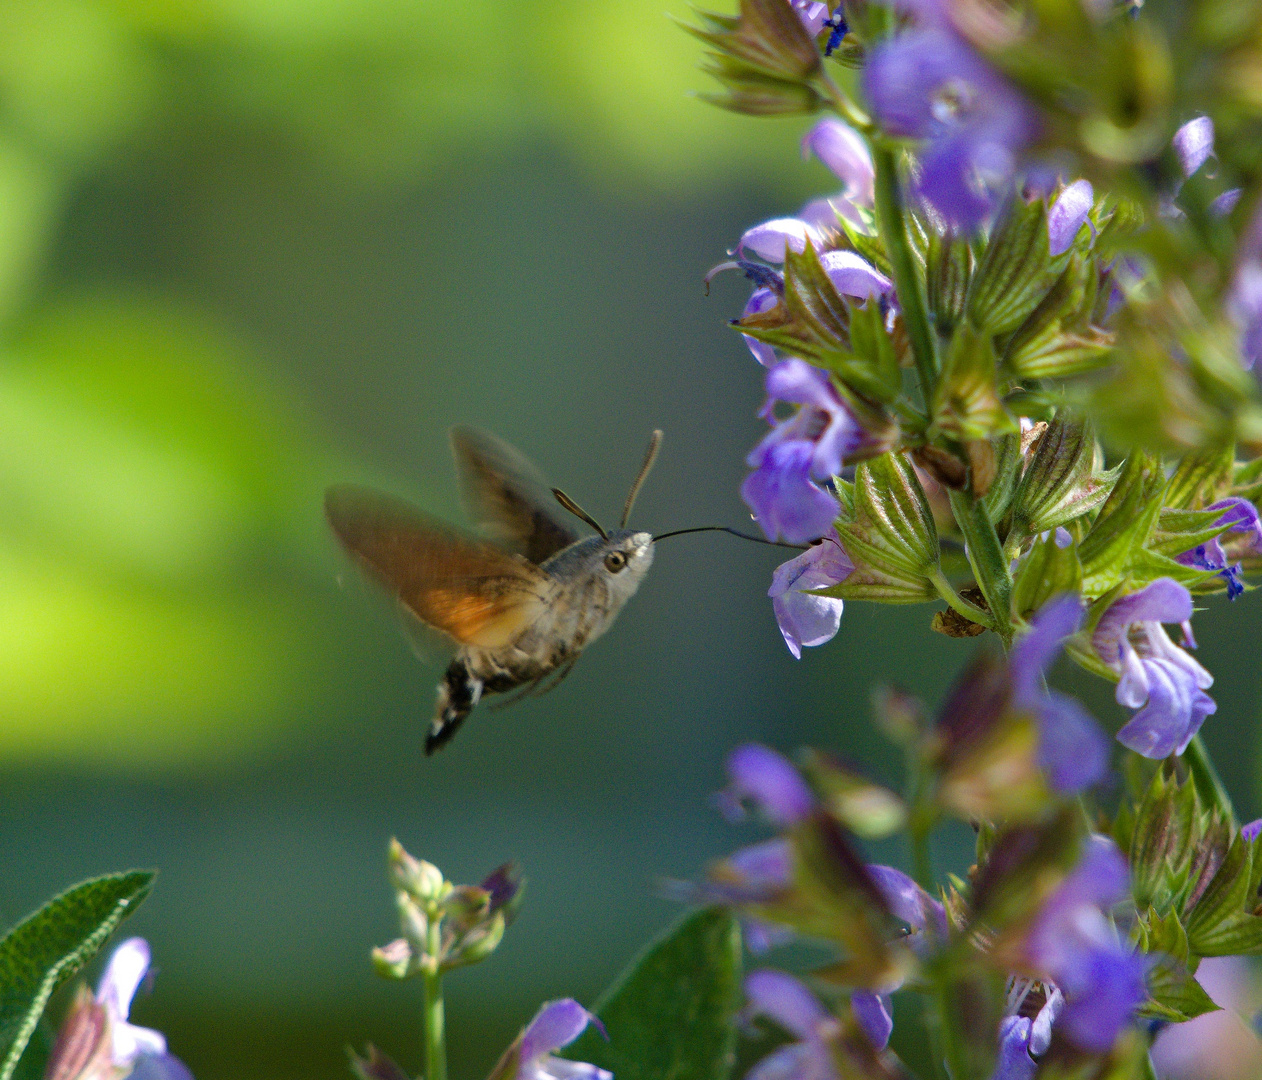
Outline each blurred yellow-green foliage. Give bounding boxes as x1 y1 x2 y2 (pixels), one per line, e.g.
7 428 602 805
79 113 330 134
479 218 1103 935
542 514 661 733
2 4 1259 1080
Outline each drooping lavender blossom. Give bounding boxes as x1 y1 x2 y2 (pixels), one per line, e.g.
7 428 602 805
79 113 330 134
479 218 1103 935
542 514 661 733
742 970 841 1080
738 118 875 261
1092 578 1216 758
768 531 854 658
1021 836 1146 1052
743 359 865 543
1176 497 1262 599
989 986 1061 1080
44 938 194 1080
1046 180 1094 257
489 1000 611 1080
861 27 1037 228
1008 594 1109 793
851 865 948 1049
717 742 817 826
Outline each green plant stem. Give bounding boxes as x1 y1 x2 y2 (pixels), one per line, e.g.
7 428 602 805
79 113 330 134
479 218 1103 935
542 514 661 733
1184 734 1236 827
927 567 996 630
423 920 447 1080
947 489 1013 648
872 145 938 404
816 69 870 131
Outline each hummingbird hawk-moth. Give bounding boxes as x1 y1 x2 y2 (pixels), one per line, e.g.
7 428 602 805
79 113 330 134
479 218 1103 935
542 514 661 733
325 427 664 754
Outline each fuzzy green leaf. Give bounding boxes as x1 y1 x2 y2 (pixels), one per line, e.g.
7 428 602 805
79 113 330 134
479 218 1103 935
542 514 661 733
563 907 741 1080
1009 416 1115 543
0 872 155 1080
1011 532 1083 619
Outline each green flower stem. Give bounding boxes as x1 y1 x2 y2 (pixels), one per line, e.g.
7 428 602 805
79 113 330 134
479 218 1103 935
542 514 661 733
947 489 1014 648
1184 734 1236 827
872 145 938 404
927 566 997 631
423 919 447 1080
817 69 871 132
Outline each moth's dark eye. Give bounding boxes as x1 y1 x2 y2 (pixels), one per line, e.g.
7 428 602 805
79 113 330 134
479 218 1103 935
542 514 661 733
604 550 627 573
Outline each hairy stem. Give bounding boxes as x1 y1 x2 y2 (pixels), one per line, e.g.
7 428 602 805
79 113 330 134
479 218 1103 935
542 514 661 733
948 489 1013 648
872 145 938 404
1184 734 1236 827
423 920 447 1080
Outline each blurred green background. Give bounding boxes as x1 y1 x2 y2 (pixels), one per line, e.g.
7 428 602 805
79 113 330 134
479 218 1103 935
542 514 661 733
1 3 1260 1078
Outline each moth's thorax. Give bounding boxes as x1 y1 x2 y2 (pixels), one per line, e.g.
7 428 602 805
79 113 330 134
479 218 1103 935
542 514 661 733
457 529 653 683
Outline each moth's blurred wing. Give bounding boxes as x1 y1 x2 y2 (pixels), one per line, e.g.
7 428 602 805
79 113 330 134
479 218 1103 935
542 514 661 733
450 426 578 564
325 484 558 649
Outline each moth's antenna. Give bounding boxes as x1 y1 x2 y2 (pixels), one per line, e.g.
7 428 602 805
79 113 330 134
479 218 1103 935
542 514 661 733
552 488 608 540
652 525 807 550
622 429 663 527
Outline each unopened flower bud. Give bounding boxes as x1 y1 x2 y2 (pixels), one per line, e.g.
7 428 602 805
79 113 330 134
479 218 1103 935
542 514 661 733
371 938 415 980
387 838 445 903
445 911 506 971
396 894 429 952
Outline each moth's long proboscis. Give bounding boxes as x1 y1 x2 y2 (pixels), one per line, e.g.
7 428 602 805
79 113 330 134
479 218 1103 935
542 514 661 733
652 525 807 550
621 429 664 528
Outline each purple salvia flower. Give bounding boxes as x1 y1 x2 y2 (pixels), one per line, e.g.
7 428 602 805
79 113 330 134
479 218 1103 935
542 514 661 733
743 359 865 543
742 970 841 1080
802 118 876 207
1024 836 1146 1052
718 743 816 826
1047 180 1093 257
1008 595 1109 793
820 250 893 299
861 29 1037 228
1174 117 1215 179
511 1000 610 1080
851 865 948 1049
991 1016 1037 1080
768 532 854 658
1176 497 1262 599
1243 819 1262 843
1092 579 1216 758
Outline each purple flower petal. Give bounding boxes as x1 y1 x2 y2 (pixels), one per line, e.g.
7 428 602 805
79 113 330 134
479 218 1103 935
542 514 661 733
743 287 780 367
1009 594 1083 707
851 991 893 1050
97 938 150 1021
744 970 830 1040
1058 951 1148 1053
1047 180 1093 256
1230 261 1262 369
741 442 841 544
1211 188 1243 216
820 250 893 299
1244 819 1262 843
992 1016 1037 1080
802 119 875 205
1092 578 1194 662
768 536 853 658
866 865 948 941
519 1000 601 1060
1115 659 1216 758
740 218 817 262
127 1056 196 1080
792 0 831 35
1174 116 1215 179
1036 692 1109 793
745 1043 831 1080
1208 497 1262 552
721 744 816 826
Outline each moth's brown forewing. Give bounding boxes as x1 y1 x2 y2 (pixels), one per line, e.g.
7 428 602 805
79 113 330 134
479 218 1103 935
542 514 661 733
324 484 558 649
449 426 577 564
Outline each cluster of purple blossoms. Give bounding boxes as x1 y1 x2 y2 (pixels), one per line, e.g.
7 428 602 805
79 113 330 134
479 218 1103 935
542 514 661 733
691 738 1144 1080
1091 578 1216 759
